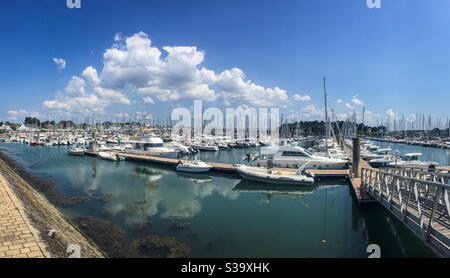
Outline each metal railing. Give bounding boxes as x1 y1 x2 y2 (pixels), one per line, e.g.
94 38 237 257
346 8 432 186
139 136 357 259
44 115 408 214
361 167 450 256
378 167 450 184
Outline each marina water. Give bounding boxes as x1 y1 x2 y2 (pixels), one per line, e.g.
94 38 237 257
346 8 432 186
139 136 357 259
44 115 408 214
0 141 443 258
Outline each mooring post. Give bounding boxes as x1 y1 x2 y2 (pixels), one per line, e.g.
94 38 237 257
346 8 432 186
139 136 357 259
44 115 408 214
92 131 97 153
352 137 361 178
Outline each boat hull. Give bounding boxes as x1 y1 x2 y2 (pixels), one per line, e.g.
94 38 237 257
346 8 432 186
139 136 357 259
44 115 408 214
67 151 84 156
256 159 348 170
236 167 315 186
176 165 211 173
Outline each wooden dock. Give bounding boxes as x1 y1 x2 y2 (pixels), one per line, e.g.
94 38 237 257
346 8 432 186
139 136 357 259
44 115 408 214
116 152 349 179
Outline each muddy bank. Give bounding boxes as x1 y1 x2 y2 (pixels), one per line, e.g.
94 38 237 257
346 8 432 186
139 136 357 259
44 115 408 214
0 153 104 258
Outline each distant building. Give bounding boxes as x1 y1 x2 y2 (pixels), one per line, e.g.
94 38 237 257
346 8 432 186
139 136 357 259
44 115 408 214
0 124 12 133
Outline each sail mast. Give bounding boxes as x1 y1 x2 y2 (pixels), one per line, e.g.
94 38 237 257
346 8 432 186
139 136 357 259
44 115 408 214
323 77 329 156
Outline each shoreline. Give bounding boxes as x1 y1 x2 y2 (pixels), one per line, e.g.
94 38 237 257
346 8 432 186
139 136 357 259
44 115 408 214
0 151 105 258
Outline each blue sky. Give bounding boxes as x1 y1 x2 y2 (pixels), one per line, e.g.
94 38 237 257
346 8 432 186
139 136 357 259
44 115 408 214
0 0 449 126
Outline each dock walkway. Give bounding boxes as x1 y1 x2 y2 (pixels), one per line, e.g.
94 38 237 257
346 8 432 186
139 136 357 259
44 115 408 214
116 152 349 178
0 175 45 258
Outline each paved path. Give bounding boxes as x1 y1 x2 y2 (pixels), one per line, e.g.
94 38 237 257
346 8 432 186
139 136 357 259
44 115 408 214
0 176 46 258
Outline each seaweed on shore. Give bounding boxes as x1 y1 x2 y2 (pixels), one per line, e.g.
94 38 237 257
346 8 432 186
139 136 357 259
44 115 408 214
132 235 190 258
134 200 147 205
87 189 97 194
170 222 191 230
0 151 64 206
65 195 89 205
131 221 152 230
127 205 144 215
96 193 113 202
73 216 138 258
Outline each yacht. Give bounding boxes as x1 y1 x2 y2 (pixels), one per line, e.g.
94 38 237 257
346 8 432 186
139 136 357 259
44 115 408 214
126 136 179 159
388 153 439 169
255 146 348 169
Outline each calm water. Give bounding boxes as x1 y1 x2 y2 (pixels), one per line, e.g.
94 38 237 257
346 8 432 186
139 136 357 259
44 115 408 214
371 140 450 167
0 141 443 258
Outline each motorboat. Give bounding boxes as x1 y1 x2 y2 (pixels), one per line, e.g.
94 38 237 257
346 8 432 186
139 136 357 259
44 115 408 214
369 154 399 168
126 136 179 159
388 153 439 169
191 144 219 152
99 151 120 161
362 148 392 161
255 146 348 169
235 163 315 185
67 147 85 156
167 142 192 155
176 160 212 173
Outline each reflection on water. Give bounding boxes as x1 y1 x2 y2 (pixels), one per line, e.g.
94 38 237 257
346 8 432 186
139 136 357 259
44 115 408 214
0 142 440 258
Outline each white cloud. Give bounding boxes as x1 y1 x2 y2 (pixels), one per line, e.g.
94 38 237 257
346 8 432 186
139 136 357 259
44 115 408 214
94 87 131 105
407 113 417 122
100 31 288 106
43 31 291 115
386 109 396 118
300 104 324 119
351 95 364 106
52 58 66 70
143 96 155 104
337 99 342 104
7 110 40 121
82 66 101 87
345 102 354 109
65 76 86 96
293 94 311 101
114 32 122 42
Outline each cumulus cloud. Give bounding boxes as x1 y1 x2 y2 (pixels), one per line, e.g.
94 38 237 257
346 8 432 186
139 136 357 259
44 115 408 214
300 104 324 119
351 95 364 106
386 109 396 118
43 31 291 115
52 58 66 70
337 99 342 104
143 96 155 104
65 76 86 96
114 32 122 42
345 102 354 109
100 32 287 106
7 110 40 121
82 66 101 87
293 94 311 101
44 72 130 113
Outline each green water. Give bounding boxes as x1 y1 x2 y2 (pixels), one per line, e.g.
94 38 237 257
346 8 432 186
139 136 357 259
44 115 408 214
0 142 441 258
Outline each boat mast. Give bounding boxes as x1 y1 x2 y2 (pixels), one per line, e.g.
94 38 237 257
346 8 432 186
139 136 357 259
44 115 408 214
323 77 329 156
